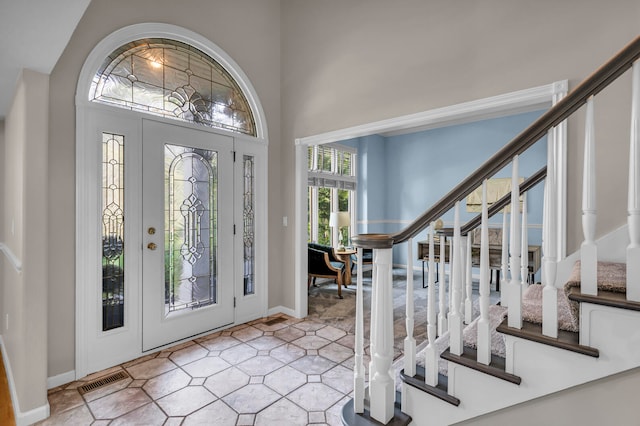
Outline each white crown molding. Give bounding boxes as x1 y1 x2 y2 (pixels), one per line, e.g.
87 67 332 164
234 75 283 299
296 81 567 146
0 242 22 273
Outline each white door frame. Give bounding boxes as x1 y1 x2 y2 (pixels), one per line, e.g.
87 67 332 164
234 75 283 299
75 23 269 379
294 81 568 318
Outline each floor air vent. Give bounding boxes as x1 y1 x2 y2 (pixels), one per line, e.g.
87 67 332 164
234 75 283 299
263 317 288 326
78 371 129 394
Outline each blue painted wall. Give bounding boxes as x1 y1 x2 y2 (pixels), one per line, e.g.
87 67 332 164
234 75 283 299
347 109 547 273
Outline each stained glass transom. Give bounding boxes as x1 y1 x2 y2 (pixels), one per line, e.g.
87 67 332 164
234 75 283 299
102 132 125 331
90 38 256 136
165 144 218 313
243 155 255 295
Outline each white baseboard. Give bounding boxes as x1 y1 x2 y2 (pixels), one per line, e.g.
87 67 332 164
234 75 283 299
267 305 298 318
47 370 76 390
0 335 50 426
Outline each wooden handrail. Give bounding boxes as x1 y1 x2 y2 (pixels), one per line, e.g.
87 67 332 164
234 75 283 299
352 35 640 249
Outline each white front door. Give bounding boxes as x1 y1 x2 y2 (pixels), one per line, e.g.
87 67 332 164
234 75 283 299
142 119 234 351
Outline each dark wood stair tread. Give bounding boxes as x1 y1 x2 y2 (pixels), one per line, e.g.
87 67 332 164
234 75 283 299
341 391 411 426
400 365 460 406
496 318 599 357
441 347 521 385
567 287 640 311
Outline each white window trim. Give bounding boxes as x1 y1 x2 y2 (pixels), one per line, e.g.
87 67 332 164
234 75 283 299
294 81 568 318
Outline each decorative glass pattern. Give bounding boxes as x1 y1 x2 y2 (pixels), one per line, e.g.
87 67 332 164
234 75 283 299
90 38 256 136
165 143 218 312
102 133 125 331
243 155 255 295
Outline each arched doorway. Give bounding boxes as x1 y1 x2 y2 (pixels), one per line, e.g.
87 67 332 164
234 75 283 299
75 23 268 378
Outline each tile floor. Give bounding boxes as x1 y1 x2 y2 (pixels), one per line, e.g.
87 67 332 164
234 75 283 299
39 314 366 425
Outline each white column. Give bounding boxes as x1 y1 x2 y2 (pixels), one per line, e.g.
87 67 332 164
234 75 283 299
521 195 529 287
353 247 365 413
449 202 463 355
369 248 395 424
628 61 640 302
404 239 416 377
438 233 448 335
424 224 438 387
477 180 491 365
581 97 598 295
464 234 473 324
501 208 509 307
508 156 523 328
543 129 559 338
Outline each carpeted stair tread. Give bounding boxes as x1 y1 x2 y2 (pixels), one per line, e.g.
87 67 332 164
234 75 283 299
521 283 578 332
564 260 627 326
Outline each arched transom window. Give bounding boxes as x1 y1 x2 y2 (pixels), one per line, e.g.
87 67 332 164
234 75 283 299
90 38 256 136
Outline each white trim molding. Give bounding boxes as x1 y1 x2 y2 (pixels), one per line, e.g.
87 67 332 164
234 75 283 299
0 242 22 273
47 370 76 390
0 336 50 426
294 81 568 318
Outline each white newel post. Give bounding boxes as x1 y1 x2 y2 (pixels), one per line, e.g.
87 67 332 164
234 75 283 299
543 129 559 338
581 97 598 295
628 60 640 302
404 239 416 377
508 156 523 328
501 208 509 307
477 180 491 365
438 233 448 335
354 247 365 413
521 195 529 287
424 224 438 387
464 232 473 324
369 247 395 424
449 202 464 355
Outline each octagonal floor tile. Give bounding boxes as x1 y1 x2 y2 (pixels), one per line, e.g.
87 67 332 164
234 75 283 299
183 400 238 425
255 397 308 426
204 367 250 398
222 384 281 414
143 368 192 400
263 365 307 396
286 382 344 412
156 386 216 417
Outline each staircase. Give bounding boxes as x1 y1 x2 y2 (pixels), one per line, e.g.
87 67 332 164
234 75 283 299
342 35 640 425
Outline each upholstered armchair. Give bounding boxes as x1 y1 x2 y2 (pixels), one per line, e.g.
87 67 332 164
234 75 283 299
308 243 346 298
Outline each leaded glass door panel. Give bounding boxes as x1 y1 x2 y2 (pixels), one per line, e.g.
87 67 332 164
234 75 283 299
142 119 234 351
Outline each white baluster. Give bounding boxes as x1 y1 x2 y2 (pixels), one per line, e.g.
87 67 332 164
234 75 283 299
459 235 467 322
581 97 598 295
543 128 559 338
508 155 523 329
424 224 438 387
449 202 463 355
404 239 416 377
628 61 640 302
521 194 529 287
501 208 509 307
369 248 395 424
464 233 473 324
438 232 448 335
354 247 365 412
477 180 491 365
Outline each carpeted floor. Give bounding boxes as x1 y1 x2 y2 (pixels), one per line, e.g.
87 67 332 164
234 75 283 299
307 267 501 361
308 268 428 360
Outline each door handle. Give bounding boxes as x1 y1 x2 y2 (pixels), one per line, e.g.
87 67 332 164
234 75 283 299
147 242 157 250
